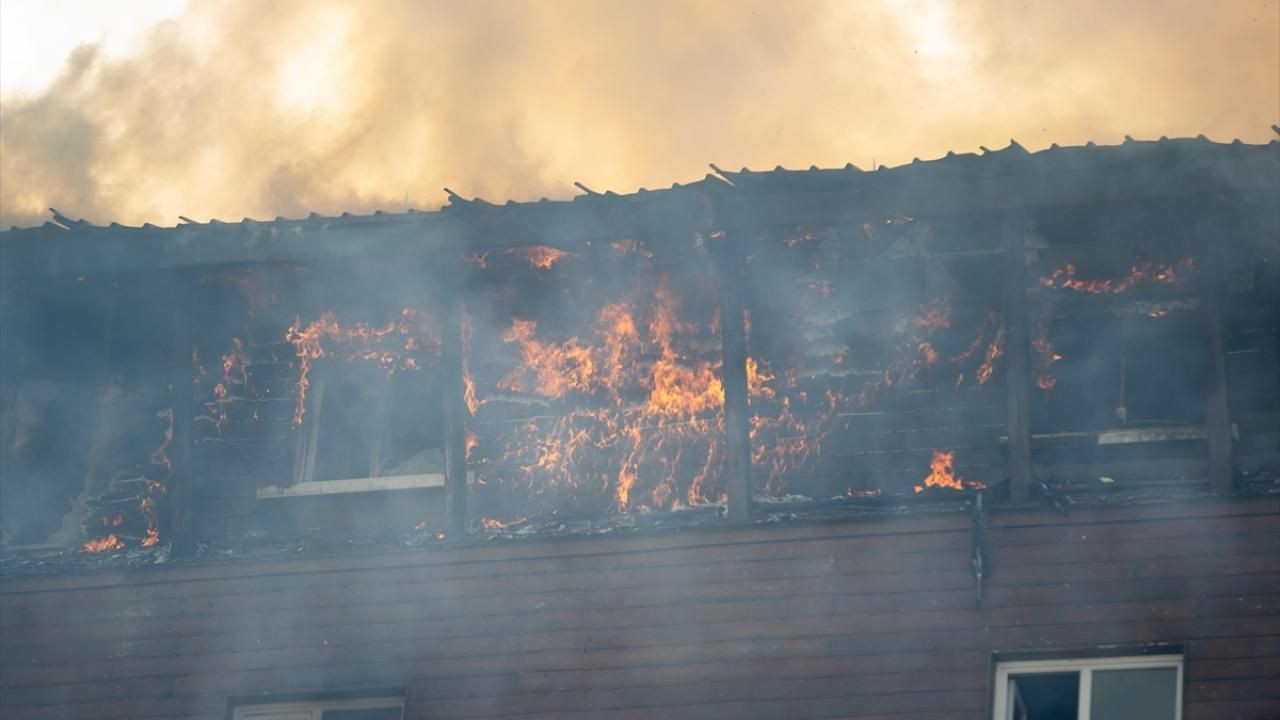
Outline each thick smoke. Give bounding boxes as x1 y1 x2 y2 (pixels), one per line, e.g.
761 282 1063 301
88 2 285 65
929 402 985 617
1 0 1277 228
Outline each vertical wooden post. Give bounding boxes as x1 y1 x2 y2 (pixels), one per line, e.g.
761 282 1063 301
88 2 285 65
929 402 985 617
1002 216 1034 504
713 232 754 523
167 271 196 557
438 283 470 537
1202 209 1234 493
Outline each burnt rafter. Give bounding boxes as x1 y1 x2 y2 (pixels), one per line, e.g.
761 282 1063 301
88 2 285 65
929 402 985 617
3 136 1276 278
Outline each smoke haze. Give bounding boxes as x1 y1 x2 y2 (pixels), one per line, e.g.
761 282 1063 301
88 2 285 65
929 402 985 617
1 0 1276 228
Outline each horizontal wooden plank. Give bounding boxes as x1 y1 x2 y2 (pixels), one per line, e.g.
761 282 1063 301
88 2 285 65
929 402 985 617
7 524 1272 650
1184 699 1280 720
2 498 1276 720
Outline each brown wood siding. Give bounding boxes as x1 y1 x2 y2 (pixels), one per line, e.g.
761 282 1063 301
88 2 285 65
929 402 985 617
2 498 1278 720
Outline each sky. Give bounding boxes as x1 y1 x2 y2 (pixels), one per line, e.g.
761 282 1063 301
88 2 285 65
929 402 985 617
0 0 1276 228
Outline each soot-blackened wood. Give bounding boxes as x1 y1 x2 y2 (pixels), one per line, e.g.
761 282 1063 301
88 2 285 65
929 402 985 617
713 232 753 523
438 274 470 537
167 271 197 557
1202 209 1235 493
1003 217 1033 504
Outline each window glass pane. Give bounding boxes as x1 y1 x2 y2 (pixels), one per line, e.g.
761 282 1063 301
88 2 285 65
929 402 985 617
1090 667 1178 720
1010 672 1079 720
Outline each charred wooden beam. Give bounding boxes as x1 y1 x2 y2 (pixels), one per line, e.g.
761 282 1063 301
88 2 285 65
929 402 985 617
166 270 197 557
713 232 753 523
437 270 471 537
1003 217 1034 504
1202 208 1234 493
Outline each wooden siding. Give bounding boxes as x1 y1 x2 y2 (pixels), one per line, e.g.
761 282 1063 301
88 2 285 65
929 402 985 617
2 498 1278 720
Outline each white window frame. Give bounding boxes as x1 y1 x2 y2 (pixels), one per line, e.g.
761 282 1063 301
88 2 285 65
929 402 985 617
232 695 404 720
992 654 1183 720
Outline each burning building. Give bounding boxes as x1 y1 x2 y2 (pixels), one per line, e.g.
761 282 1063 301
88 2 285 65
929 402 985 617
1 135 1278 719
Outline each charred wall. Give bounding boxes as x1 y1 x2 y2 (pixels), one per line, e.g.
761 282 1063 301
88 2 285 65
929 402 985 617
1 498 1277 719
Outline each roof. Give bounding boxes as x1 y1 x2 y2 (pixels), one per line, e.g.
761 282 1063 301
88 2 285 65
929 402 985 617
3 134 1277 276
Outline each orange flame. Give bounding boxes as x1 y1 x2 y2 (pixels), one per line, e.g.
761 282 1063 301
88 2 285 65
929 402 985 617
975 327 1004 385
506 245 572 270
914 450 956 493
913 449 986 493
486 279 732 514
481 515 527 530
912 299 951 329
461 307 479 415
139 496 160 547
857 303 988 406
82 534 124 552
1032 322 1063 391
286 308 439 426
918 341 939 366
1041 256 1195 294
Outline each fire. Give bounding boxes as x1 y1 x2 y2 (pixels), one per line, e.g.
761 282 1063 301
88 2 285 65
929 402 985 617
461 308 479 415
192 348 206 388
912 300 951 329
913 449 984 493
974 327 1004 385
784 230 818 247
481 515 527 529
480 279 732 514
857 303 1002 407
611 239 652 257
506 245 572 270
918 341 939 366
1032 322 1063 391
746 357 775 400
499 319 598 398
1041 256 1195 294
914 450 962 493
286 308 439 426
139 496 160 547
222 337 248 386
83 534 125 552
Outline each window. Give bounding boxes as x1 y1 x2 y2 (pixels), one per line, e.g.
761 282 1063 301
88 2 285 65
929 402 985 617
231 696 404 720
993 654 1182 720
259 362 451 499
